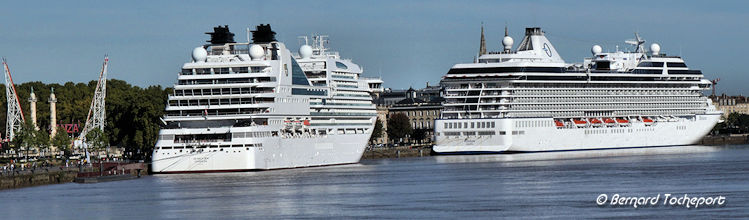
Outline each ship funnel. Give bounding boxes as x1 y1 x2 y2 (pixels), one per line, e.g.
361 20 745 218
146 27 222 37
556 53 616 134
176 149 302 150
206 25 236 45
251 24 277 44
515 27 565 63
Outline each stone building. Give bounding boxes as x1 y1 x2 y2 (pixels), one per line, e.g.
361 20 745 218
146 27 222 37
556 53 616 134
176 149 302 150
370 84 445 146
385 87 443 146
712 95 749 118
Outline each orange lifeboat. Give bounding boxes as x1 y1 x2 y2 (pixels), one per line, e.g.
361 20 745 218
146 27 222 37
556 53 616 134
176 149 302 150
573 119 588 127
589 118 603 126
642 117 654 126
555 120 564 127
616 118 630 124
603 118 615 126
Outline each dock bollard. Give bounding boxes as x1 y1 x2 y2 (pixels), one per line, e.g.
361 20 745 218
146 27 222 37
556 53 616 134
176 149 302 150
396 150 400 158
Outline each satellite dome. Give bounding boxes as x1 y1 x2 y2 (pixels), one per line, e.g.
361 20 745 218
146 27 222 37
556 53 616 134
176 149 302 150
299 45 313 59
650 43 661 55
591 45 602 55
249 44 264 60
192 46 207 62
502 36 514 50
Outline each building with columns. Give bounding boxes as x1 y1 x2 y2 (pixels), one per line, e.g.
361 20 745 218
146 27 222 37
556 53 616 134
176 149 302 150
712 95 749 118
373 85 444 146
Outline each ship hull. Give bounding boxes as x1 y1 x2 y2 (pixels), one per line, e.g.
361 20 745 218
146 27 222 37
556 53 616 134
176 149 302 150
433 114 721 154
151 133 369 173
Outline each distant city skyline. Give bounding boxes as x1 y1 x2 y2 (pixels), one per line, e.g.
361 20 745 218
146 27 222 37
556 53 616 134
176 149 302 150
1 0 747 94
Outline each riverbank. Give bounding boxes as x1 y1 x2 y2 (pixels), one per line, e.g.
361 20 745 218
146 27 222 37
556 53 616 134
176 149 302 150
0 167 79 190
0 162 148 190
361 146 432 160
698 134 749 145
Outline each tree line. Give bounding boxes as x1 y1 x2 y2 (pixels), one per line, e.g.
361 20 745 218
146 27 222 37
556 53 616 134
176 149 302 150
367 113 430 147
713 112 749 135
0 79 170 160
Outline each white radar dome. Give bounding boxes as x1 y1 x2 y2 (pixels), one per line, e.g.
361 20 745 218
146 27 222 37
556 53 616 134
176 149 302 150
650 43 661 55
299 45 313 59
249 44 265 60
502 36 514 50
192 46 207 63
591 45 602 55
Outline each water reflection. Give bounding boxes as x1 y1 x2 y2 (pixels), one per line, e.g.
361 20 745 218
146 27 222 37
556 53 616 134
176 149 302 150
434 145 719 166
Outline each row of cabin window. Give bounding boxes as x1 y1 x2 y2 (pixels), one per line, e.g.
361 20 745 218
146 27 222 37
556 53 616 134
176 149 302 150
158 143 263 150
169 98 273 107
177 77 275 85
174 87 273 96
181 67 266 75
636 62 688 68
165 108 268 117
445 121 496 129
440 130 524 136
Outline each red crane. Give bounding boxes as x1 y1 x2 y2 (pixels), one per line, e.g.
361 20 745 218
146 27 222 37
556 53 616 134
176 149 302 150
711 78 721 97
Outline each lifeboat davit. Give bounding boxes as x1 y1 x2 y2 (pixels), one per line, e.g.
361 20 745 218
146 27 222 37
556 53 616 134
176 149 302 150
573 119 588 127
589 118 603 126
555 120 565 127
603 118 615 126
642 117 654 126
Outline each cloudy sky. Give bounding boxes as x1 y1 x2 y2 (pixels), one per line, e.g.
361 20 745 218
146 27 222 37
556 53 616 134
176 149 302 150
1 0 747 94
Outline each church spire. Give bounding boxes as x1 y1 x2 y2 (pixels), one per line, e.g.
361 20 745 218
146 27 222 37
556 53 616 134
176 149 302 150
479 23 486 55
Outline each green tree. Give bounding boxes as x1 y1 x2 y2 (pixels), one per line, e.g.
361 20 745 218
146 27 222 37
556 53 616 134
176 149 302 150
0 79 171 160
387 113 412 145
51 129 72 158
32 128 50 157
12 121 35 157
85 128 108 157
369 119 384 143
726 112 741 128
411 128 427 144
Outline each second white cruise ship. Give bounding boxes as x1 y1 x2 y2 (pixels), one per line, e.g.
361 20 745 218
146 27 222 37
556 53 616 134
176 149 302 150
151 25 378 173
433 27 721 153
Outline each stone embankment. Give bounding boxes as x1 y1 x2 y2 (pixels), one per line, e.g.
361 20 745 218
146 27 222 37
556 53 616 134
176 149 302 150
0 167 79 190
1 162 148 190
698 134 749 146
361 146 432 160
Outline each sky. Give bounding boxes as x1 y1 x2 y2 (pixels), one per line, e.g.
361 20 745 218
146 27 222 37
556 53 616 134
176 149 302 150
1 0 748 94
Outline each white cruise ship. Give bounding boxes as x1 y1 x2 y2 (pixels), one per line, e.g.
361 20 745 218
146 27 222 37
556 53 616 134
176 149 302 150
151 25 377 173
433 27 721 153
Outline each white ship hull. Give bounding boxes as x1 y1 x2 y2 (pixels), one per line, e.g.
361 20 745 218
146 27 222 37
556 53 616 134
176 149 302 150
151 133 369 173
433 114 721 153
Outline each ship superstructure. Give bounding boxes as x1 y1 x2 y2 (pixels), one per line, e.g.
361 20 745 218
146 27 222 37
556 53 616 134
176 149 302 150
433 27 721 153
151 25 376 173
294 35 379 128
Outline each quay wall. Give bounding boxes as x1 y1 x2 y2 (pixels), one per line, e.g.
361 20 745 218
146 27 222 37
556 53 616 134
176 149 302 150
698 134 749 146
1 163 148 191
0 168 79 190
361 146 432 160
